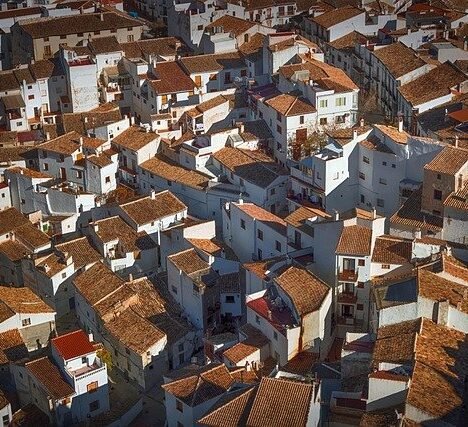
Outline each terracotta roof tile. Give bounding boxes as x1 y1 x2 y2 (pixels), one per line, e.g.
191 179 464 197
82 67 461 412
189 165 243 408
336 225 372 256
390 188 443 232
26 357 75 400
399 62 467 106
235 203 287 235
223 342 258 364
120 191 186 226
0 240 31 262
424 145 468 175
168 248 210 275
206 15 255 37
275 266 330 316
373 42 427 78
212 147 287 188
52 329 95 360
312 6 363 28
198 386 257 427
0 329 28 364
55 236 101 269
0 287 54 314
62 105 121 135
162 363 235 406
112 125 158 151
19 12 142 39
371 235 413 265
246 377 314 427
180 52 244 74
264 93 316 116
0 207 28 236
149 61 196 94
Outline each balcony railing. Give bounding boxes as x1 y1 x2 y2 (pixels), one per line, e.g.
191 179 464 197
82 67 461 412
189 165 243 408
337 292 357 304
337 269 358 282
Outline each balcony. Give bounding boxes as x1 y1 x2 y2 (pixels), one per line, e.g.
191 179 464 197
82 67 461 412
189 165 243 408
338 270 358 282
337 292 357 304
66 356 106 386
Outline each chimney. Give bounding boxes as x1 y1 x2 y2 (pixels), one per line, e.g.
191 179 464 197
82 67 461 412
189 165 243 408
100 12 104 21
145 126 150 133
267 310 272 320
359 117 364 128
130 115 135 126
414 228 421 239
352 129 358 140
371 207 377 219
454 135 459 148
84 116 88 124
398 115 404 133
238 197 243 204
128 273 133 282
46 132 51 141
150 189 156 199
464 36 468 51
458 173 463 190
333 210 339 221
88 333 94 343
93 223 99 233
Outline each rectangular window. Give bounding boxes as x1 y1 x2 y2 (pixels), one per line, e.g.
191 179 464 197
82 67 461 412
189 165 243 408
276 125 282 134
44 45 52 57
28 94 34 100
255 315 260 324
359 172 365 180
319 99 328 108
240 219 245 229
22 318 31 327
225 295 235 303
257 229 263 240
358 259 365 266
357 304 364 311
275 241 282 252
277 112 281 122
87 381 98 393
273 331 278 340
89 400 99 412
335 97 346 107
377 198 384 207
319 117 327 125
257 249 262 260
105 176 111 183
176 399 183 412
43 163 49 171
379 178 387 185
357 281 365 289
434 189 442 200
363 156 369 164
299 115 304 124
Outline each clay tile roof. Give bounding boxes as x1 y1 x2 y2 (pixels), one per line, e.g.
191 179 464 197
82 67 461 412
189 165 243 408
217 272 240 293
239 323 270 348
73 262 125 306
162 363 235 407
112 125 158 151
52 329 95 360
223 342 258 364
206 15 256 37
0 70 19 92
373 124 411 144
13 222 50 250
6 166 51 179
274 266 330 316
29 59 57 80
120 191 186 226
0 287 54 314
121 37 182 59
390 188 443 232
18 12 142 39
373 318 421 363
212 147 287 188
239 33 266 57
417 269 468 313
26 357 75 400
149 61 196 94
399 62 467 107
371 235 413 265
424 145 468 175
139 154 211 190
284 206 330 233
180 52 244 74
92 215 140 251
61 105 122 135
336 225 372 256
0 240 31 262
88 36 121 54
105 308 165 354
373 42 427 78
246 377 314 427
312 5 363 28
264 93 316 116
407 319 468 422
198 386 257 427
444 181 468 211
329 31 367 50
235 203 287 235
0 207 28 235
0 329 28 364
168 248 210 275
185 94 229 117
282 351 319 376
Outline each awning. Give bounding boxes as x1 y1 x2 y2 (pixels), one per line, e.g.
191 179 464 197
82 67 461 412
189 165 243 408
1 94 25 110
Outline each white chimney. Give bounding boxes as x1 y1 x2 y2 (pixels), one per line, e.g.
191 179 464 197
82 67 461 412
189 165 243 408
46 132 51 141
398 116 404 133
352 129 358 140
100 12 104 21
372 207 377 219
150 189 156 199
88 333 94 343
414 228 421 239
128 273 133 282
359 118 364 128
84 116 88 124
454 135 459 148
333 210 339 221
